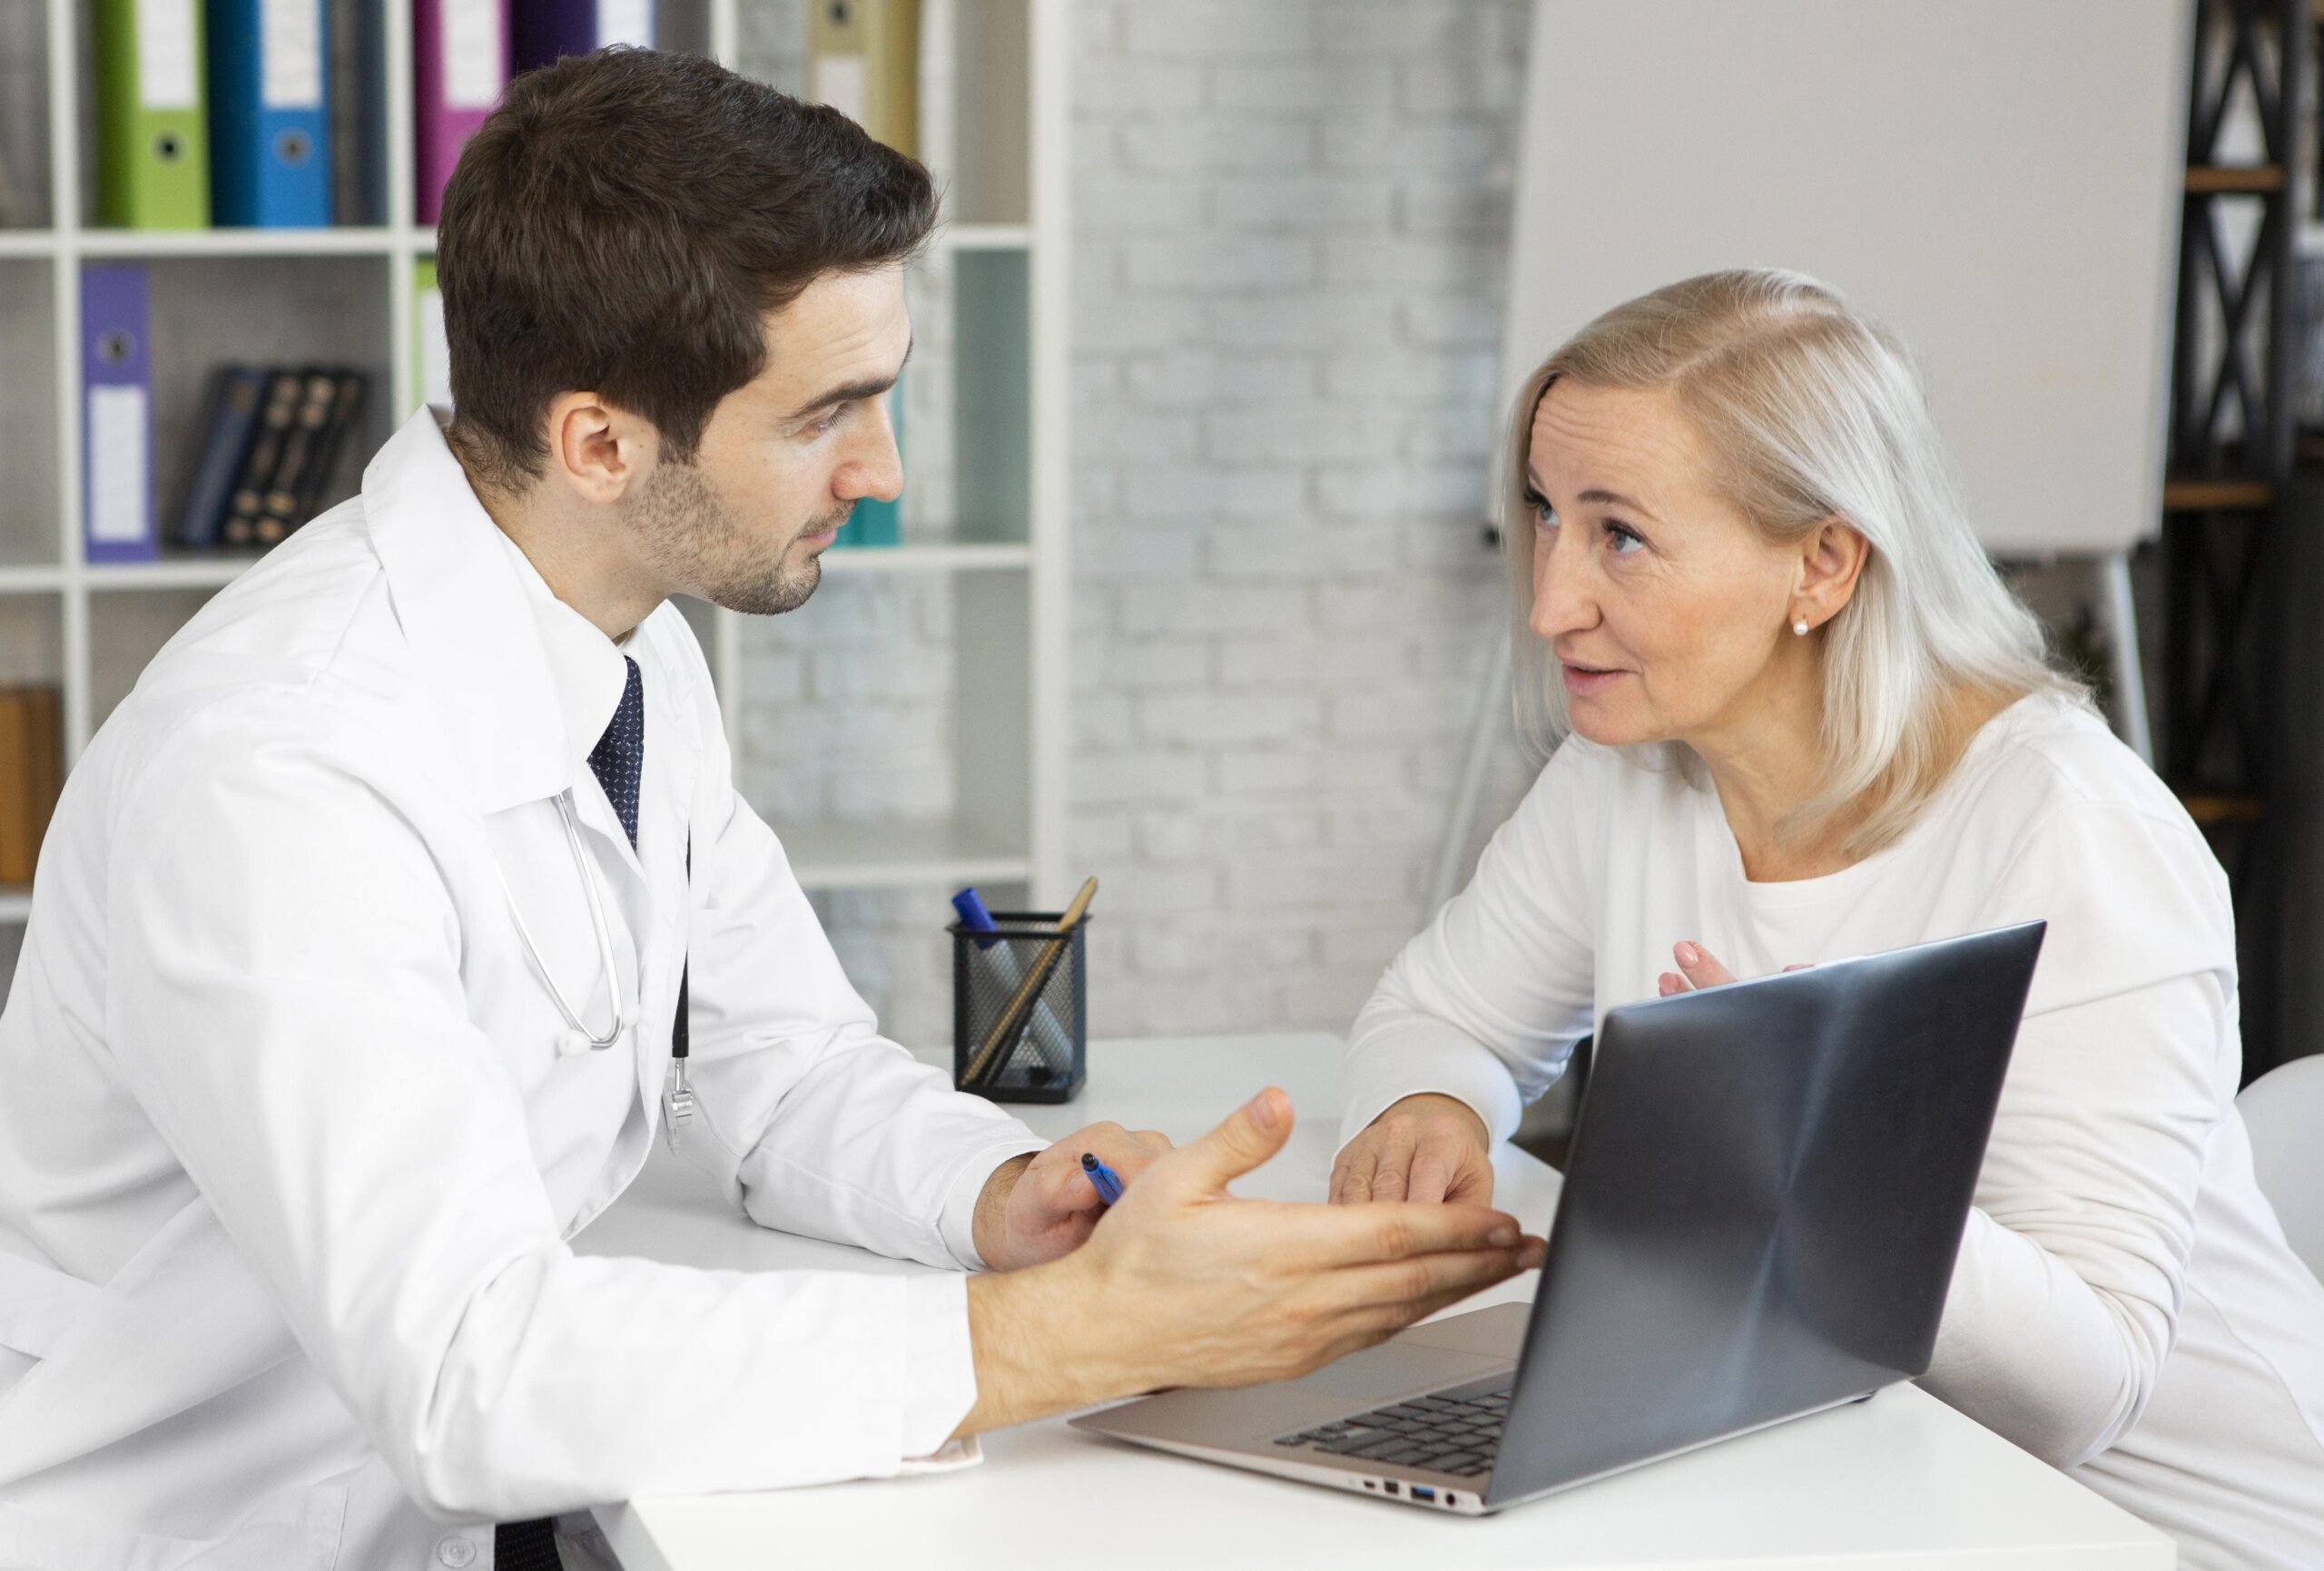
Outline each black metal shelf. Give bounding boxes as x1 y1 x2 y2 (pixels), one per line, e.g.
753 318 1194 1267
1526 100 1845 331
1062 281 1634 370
2167 0 2306 1077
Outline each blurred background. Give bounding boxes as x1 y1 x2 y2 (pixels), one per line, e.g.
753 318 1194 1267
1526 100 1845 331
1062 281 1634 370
0 1 2316 1138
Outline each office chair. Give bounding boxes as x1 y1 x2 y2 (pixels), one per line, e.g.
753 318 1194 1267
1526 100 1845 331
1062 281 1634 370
2236 1055 2324 1281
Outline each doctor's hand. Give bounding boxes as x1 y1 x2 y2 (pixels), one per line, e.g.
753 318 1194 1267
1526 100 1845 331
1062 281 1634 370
1329 1094 1494 1207
972 1122 1173 1272
952 1088 1544 1438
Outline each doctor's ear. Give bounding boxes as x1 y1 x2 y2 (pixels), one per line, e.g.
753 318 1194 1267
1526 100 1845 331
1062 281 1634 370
543 392 658 506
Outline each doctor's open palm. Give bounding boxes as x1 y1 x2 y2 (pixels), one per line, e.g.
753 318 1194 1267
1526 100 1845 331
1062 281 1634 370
951 1089 1544 1437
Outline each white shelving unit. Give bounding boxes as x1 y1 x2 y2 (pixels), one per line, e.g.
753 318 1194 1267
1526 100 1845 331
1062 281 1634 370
0 0 1068 928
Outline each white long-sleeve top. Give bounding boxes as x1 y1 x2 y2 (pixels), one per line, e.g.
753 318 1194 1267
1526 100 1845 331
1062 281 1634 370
1342 694 2324 1570
0 412 1045 1570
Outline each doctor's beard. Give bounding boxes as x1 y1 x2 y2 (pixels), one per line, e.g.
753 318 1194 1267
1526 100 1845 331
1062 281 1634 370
625 455 840 616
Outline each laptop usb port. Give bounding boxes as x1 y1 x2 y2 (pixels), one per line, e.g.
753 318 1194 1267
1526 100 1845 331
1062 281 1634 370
1384 1481 1400 1496
1411 1487 1436 1503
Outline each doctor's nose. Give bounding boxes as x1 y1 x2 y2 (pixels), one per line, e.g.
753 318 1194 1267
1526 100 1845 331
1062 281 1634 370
834 405 903 506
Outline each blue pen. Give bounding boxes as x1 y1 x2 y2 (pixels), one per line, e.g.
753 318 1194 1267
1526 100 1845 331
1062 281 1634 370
1080 1152 1126 1206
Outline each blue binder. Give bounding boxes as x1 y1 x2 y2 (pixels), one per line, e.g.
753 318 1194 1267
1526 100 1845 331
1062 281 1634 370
207 0 330 227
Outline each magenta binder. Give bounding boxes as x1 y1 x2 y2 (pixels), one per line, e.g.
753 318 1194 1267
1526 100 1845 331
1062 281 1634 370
414 0 507 224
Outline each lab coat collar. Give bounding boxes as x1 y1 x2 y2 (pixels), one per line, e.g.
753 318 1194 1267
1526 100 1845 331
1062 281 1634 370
486 522 639 787
362 410 634 818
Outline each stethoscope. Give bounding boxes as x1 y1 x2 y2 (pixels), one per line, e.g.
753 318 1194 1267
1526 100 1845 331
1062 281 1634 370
488 790 698 1147
490 791 627 1052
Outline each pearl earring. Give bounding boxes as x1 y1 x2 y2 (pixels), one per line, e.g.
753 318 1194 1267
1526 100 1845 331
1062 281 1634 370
1792 616 1810 636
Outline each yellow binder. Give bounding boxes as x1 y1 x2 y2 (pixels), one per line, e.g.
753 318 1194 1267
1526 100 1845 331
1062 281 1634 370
809 0 921 157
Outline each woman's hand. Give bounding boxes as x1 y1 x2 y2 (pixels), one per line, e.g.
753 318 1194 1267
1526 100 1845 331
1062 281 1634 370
1328 1093 1495 1207
1657 939 1808 996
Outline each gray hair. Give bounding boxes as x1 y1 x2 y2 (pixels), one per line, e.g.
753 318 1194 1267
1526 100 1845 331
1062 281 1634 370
1503 269 2083 854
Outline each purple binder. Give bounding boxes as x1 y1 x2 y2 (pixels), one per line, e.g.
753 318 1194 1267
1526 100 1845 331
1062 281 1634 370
512 1 656 73
414 0 508 225
82 263 159 565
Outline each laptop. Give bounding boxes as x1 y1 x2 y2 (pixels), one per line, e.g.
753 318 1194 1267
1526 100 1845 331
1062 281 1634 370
1072 921 2045 1515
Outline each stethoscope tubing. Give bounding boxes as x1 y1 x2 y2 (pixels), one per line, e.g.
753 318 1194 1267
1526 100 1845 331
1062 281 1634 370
488 790 628 1051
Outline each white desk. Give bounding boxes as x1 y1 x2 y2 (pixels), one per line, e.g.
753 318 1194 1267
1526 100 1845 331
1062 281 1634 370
575 1034 2171 1571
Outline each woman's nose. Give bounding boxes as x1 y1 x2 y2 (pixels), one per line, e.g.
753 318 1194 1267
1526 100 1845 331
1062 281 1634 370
1530 538 1595 642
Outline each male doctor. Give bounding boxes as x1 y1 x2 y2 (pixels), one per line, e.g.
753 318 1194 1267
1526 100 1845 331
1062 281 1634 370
0 47 1537 1571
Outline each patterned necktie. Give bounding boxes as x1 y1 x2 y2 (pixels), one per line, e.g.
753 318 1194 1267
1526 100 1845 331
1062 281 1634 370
588 656 645 847
496 660 644 1566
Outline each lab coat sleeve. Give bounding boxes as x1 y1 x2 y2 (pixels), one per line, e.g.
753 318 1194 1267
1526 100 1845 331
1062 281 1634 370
673 698 1045 1277
100 698 997 1519
1918 801 2238 1468
1338 741 1600 1150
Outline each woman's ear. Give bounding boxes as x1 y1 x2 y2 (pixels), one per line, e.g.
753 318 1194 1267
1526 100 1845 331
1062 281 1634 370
1794 515 1870 630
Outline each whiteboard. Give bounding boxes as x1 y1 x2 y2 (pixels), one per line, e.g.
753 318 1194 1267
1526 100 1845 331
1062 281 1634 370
1504 1 2189 555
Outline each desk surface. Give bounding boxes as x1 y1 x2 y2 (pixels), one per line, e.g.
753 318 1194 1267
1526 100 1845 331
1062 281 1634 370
575 1034 2171 1571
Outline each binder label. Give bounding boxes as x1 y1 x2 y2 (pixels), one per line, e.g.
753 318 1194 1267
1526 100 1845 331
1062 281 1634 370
261 0 325 110
813 56 867 127
444 0 503 110
88 386 151 545
135 0 200 111
600 0 655 47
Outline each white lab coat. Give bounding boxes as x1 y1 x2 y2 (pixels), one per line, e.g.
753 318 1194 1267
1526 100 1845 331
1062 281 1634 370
0 412 1046 1569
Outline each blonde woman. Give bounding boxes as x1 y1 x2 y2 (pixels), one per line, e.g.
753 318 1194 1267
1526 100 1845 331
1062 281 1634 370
1330 270 2324 1568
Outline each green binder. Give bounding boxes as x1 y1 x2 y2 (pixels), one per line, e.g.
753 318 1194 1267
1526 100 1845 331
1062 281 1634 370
413 259 451 414
93 0 212 229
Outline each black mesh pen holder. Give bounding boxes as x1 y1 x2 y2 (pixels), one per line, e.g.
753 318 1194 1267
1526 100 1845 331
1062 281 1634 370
950 914 1088 1103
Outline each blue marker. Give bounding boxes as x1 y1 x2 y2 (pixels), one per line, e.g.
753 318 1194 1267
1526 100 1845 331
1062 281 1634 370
1080 1152 1126 1206
951 887 1004 949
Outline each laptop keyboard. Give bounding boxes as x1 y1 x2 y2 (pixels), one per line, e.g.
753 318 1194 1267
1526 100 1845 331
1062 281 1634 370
1271 1374 1511 1478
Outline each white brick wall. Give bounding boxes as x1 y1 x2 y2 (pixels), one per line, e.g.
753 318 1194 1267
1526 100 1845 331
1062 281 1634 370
730 0 1541 1051
1066 0 1536 1038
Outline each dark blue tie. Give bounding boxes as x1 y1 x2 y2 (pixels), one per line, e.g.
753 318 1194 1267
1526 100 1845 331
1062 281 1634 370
496 662 645 1564
588 656 645 847
576 649 690 1056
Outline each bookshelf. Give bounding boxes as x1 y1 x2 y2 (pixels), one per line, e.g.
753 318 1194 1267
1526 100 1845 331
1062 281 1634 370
0 0 1070 939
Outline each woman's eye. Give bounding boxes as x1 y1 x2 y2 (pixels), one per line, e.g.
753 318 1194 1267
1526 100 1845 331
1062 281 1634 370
1525 492 1556 529
1605 521 1646 555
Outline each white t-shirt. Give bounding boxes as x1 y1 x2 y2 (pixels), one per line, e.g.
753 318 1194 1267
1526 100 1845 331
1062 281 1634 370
1343 694 2324 1569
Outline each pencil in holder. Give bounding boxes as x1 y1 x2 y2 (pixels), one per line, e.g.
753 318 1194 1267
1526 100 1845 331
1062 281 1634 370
951 913 1088 1103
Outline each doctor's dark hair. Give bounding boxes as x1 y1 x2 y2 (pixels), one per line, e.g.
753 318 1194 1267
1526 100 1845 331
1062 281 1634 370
436 48 936 492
